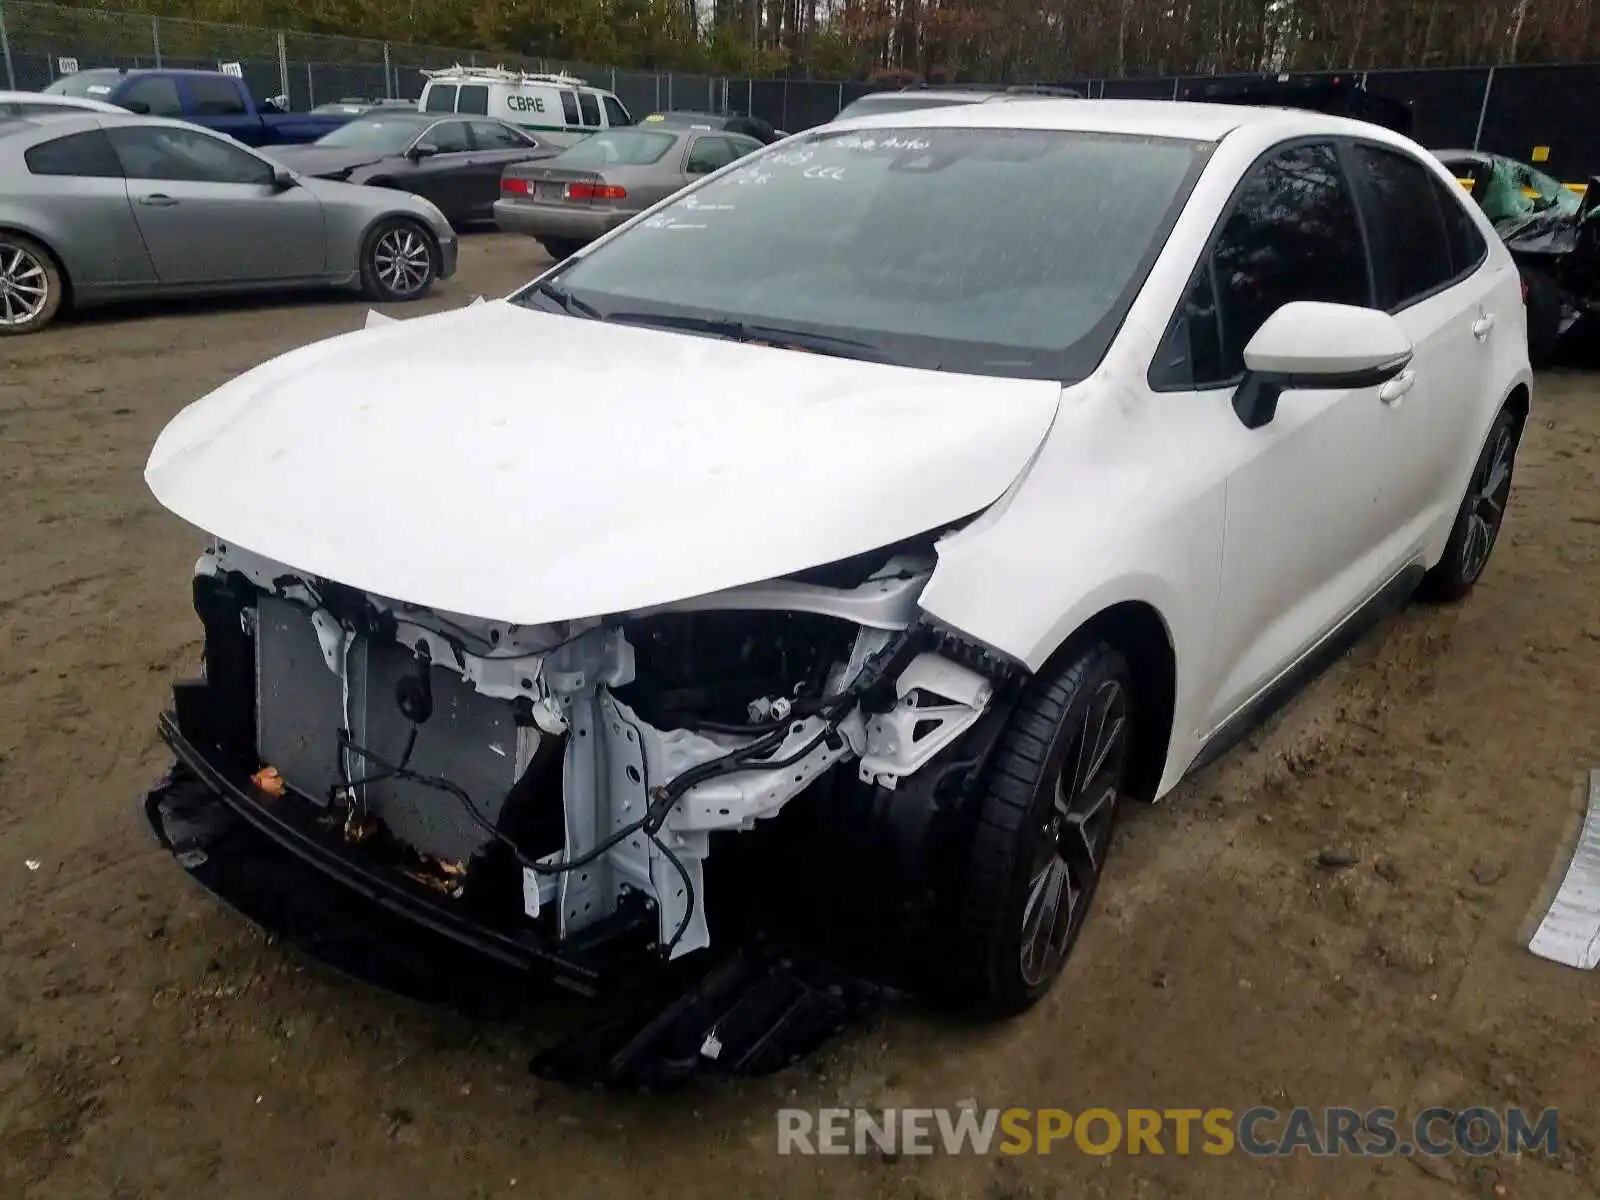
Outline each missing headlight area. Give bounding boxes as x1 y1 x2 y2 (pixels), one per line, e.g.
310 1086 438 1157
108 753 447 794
155 537 1002 983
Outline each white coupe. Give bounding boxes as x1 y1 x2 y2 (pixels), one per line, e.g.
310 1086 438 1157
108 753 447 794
142 99 1528 1030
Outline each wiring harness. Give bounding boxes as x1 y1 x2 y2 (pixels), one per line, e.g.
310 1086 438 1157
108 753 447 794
333 626 923 956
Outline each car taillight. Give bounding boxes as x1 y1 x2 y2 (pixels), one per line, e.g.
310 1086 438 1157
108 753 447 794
501 177 529 195
566 182 627 200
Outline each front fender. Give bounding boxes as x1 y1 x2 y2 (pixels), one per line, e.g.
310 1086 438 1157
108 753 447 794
918 383 1230 792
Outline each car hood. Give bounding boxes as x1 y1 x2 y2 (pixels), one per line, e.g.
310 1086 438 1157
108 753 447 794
144 301 1063 624
267 145 394 176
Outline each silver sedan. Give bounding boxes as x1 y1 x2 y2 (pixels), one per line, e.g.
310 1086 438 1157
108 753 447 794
494 125 763 259
0 111 459 334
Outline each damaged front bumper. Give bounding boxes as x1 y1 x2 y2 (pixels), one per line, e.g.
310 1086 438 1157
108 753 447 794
141 538 1012 1017
143 712 626 1001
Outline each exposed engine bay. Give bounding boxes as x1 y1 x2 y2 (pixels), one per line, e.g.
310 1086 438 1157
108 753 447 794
174 536 1005 969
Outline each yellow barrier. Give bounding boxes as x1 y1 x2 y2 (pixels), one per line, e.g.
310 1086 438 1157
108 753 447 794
1455 177 1588 197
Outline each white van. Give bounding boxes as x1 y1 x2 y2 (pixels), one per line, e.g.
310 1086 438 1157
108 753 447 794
418 66 632 137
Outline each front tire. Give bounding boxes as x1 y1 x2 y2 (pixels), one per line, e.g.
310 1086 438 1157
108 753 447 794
0 233 64 335
359 218 437 303
1417 406 1520 603
950 640 1133 1015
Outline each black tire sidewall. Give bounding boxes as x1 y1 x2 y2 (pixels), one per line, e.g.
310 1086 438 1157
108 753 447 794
958 641 1134 1014
1420 407 1519 602
0 232 64 335
360 218 437 303
539 238 584 261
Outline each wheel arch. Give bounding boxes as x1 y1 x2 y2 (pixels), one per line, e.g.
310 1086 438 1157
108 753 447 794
1034 599 1177 803
1503 379 1530 440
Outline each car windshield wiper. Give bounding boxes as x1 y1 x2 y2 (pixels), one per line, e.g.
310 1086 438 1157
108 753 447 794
741 324 895 364
603 310 746 339
530 278 602 319
603 311 895 363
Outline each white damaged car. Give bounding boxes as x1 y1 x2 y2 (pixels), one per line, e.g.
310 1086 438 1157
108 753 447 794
142 99 1529 1064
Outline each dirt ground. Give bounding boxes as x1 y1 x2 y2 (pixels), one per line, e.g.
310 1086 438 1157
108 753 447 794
1 231 1598 1200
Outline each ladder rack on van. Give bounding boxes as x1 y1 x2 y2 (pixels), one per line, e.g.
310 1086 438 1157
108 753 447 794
419 64 589 88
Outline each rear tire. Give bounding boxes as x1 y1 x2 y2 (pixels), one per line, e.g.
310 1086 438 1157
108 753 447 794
946 640 1133 1015
1417 406 1520 603
1522 265 1562 367
538 238 585 262
0 232 64 335
359 218 437 303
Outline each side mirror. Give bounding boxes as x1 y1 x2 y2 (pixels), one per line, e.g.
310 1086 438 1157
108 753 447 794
1234 301 1413 430
271 164 297 190
122 100 151 115
410 140 439 159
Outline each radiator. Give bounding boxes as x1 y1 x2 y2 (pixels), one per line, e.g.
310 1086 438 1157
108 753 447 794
253 595 526 863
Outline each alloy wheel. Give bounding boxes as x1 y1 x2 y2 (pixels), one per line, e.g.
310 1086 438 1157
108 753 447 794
373 227 432 297
1461 423 1515 582
0 243 49 328
1018 678 1129 987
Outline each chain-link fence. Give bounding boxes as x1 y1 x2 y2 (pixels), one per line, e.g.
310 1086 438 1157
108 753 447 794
0 0 737 118
3 0 1600 176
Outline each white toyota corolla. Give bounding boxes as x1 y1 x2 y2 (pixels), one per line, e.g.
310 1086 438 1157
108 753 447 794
141 99 1529 1062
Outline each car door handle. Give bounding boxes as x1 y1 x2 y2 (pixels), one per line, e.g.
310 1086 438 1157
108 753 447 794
1472 313 1497 340
1379 370 1415 406
138 194 179 207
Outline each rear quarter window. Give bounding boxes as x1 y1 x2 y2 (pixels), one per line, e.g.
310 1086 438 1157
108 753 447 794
24 128 123 177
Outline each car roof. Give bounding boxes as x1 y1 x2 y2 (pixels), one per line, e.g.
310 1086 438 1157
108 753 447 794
647 110 729 123
350 109 432 122
64 66 233 79
0 89 125 113
0 110 260 143
827 97 1372 142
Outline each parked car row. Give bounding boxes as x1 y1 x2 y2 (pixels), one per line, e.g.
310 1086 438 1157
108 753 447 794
5 78 1595 362
0 109 458 334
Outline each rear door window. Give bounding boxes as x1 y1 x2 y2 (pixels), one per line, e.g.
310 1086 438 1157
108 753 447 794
1350 142 1455 310
186 74 248 116
422 84 457 113
1437 177 1490 277
468 120 531 150
559 90 580 126
422 120 471 153
685 135 737 175
118 75 184 117
577 92 600 128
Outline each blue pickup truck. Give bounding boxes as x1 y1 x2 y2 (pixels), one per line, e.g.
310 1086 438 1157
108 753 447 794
42 68 357 147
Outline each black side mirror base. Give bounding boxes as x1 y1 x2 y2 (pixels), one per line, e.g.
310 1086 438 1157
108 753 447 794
1233 359 1409 430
